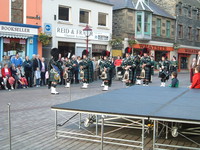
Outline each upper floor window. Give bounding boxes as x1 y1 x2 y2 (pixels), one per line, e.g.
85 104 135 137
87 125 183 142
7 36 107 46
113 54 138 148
136 12 142 34
156 18 161 36
80 9 90 24
144 12 151 35
178 24 183 38
188 27 192 40
11 0 23 23
166 21 171 38
58 6 70 21
197 9 200 20
98 13 107 27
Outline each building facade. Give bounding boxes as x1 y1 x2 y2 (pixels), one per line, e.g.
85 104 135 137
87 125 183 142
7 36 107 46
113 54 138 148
110 0 176 62
109 0 200 71
151 0 200 71
0 0 42 61
42 0 113 59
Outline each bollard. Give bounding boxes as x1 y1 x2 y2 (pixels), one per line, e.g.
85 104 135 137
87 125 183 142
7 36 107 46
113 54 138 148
8 103 11 150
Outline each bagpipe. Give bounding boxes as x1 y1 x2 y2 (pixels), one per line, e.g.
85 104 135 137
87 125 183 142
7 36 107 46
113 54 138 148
122 69 130 82
101 70 108 80
79 68 84 80
63 70 69 80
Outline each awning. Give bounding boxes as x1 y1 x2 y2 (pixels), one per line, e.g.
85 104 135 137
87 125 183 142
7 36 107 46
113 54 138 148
0 32 33 39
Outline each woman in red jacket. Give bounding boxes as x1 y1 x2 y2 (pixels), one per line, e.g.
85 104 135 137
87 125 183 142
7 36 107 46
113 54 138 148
190 65 200 89
1 63 15 90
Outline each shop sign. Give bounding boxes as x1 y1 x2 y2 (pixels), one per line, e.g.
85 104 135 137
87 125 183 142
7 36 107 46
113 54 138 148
56 27 110 41
92 45 107 52
0 25 38 35
3 38 10 43
139 44 169 51
178 48 200 54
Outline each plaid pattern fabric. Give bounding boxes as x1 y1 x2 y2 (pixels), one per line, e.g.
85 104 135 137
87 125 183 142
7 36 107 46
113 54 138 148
79 58 94 83
158 60 170 80
48 59 62 83
121 57 135 80
140 56 152 80
64 60 73 80
100 60 112 81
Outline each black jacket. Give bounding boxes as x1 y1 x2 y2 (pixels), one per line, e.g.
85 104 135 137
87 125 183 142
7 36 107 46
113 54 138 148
23 60 32 72
32 58 42 71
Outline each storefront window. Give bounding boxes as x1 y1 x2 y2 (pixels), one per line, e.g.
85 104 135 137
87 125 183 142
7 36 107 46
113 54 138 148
180 57 188 69
155 51 168 62
80 9 90 24
11 0 23 23
3 38 26 60
58 6 70 21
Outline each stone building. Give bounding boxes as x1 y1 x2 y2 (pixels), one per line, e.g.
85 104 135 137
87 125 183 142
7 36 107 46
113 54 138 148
151 0 200 71
109 0 176 63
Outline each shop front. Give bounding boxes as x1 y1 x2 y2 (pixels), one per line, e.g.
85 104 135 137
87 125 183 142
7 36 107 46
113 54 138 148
178 48 200 72
92 44 107 58
0 22 40 61
55 26 110 59
133 44 174 62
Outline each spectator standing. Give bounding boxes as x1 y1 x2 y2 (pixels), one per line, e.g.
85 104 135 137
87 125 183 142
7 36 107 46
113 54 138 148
190 66 200 89
2 55 12 68
23 56 33 87
35 67 41 87
190 58 197 83
33 54 42 86
41 57 47 86
11 53 23 67
197 51 200 66
0 65 4 89
92 57 98 81
71 55 79 84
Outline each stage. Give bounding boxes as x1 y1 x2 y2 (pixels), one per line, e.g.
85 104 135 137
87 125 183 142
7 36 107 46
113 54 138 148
51 86 200 149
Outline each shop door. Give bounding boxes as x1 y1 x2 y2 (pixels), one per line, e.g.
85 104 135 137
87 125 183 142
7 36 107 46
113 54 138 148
58 42 75 58
178 54 190 72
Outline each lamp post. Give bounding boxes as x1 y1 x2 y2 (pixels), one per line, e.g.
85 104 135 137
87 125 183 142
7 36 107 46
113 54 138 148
83 25 92 57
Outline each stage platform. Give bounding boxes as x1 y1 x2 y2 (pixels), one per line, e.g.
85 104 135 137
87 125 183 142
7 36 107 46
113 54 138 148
51 86 200 150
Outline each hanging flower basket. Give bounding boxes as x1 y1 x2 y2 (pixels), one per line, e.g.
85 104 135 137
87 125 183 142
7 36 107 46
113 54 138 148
38 33 52 46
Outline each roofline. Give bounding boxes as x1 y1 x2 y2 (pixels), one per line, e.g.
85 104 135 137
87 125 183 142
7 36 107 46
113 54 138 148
87 0 113 6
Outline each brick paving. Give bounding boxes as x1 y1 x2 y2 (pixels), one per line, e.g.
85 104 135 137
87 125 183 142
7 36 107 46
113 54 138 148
0 73 199 150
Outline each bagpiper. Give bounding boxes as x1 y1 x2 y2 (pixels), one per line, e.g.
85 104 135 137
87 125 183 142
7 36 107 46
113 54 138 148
140 48 152 86
100 50 112 91
48 48 62 94
63 53 73 88
121 47 135 86
158 53 170 87
79 50 93 89
170 56 178 74
132 51 141 84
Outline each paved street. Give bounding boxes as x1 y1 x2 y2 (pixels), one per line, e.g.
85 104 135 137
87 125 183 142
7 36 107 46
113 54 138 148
0 73 197 150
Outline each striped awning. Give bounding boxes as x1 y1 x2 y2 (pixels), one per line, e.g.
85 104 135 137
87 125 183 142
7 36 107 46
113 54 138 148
0 32 33 39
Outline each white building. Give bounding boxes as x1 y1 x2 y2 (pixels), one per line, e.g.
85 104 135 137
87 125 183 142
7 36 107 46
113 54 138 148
42 0 113 59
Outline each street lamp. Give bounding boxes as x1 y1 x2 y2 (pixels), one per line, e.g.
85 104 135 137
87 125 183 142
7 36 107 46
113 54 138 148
83 25 92 57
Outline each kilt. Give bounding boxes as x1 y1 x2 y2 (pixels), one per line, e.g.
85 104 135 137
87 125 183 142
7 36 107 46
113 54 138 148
144 67 151 80
83 68 89 81
49 69 60 83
